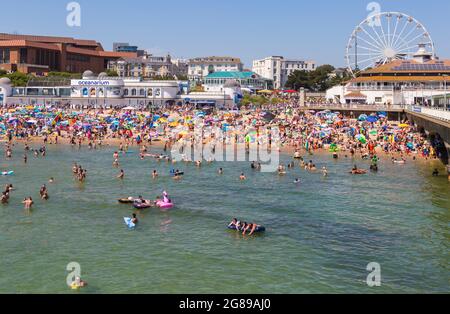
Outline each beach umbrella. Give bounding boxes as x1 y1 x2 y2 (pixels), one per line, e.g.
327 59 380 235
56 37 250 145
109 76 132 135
356 134 367 144
399 124 409 128
358 114 368 121
366 116 378 123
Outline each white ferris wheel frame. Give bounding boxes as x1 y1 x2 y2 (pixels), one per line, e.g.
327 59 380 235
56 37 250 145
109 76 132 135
345 12 436 77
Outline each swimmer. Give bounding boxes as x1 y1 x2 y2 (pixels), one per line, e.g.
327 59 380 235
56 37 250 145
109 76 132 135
131 213 138 225
49 177 54 183
39 185 48 199
218 168 223 175
71 276 88 289
322 166 328 176
22 197 34 209
239 173 246 181
242 223 260 236
1 192 8 204
152 170 158 179
228 218 238 228
294 178 301 184
117 169 125 180
432 169 439 177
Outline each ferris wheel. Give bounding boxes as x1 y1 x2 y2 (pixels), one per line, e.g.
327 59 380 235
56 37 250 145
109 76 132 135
345 12 435 76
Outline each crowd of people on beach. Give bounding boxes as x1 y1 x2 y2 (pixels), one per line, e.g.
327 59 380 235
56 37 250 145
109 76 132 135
1 102 449 223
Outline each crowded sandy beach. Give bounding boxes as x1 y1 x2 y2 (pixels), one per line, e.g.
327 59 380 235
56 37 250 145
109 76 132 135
1 102 446 164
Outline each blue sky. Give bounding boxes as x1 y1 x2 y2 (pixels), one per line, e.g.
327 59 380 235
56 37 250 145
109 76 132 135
1 0 448 68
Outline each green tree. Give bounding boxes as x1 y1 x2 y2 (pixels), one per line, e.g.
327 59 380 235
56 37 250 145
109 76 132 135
47 71 82 79
285 70 311 90
106 69 119 77
4 72 31 86
285 64 348 92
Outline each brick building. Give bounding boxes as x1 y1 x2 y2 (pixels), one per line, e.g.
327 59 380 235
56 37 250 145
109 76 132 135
0 33 136 75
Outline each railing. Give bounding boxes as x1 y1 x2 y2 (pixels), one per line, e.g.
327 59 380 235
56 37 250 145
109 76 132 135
301 103 406 111
406 105 450 122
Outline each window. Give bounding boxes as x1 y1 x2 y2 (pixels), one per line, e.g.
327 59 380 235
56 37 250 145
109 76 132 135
124 89 129 96
131 89 137 96
140 89 146 96
67 53 90 63
0 48 10 64
20 48 28 64
375 97 382 103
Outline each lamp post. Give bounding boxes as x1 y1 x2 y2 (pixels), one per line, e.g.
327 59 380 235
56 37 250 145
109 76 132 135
443 74 448 110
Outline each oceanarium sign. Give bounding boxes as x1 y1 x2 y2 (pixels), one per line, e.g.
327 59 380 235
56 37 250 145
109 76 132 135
71 79 124 87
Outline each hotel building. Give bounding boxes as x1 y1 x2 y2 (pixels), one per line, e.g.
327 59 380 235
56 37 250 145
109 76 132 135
252 56 316 89
188 56 244 82
0 33 136 75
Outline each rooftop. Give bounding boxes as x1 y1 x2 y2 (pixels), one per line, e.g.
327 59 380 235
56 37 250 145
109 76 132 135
362 59 450 75
205 71 262 79
0 33 99 48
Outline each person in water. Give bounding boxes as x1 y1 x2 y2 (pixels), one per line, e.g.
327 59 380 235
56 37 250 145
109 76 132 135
152 170 158 179
22 197 33 209
228 218 239 229
72 276 88 289
242 222 260 236
239 173 246 181
432 169 439 177
39 185 48 200
1 192 8 204
294 178 301 184
117 169 124 180
351 165 367 175
218 168 223 175
131 213 138 225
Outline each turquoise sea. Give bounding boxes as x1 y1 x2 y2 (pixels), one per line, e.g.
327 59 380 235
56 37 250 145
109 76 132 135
0 144 448 293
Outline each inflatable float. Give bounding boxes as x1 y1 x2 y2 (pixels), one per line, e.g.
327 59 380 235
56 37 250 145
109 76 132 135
157 192 174 209
123 217 136 229
350 170 367 175
228 225 266 233
156 200 174 209
133 202 153 209
1 171 14 176
118 198 135 204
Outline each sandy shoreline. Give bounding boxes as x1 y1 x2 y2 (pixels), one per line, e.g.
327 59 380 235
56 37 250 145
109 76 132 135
3 134 444 168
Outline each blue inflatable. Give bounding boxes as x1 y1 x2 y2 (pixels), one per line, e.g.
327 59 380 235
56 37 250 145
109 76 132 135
124 217 136 229
227 225 266 233
1 171 14 176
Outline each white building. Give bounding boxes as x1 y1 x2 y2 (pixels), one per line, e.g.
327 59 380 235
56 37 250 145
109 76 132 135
0 77 12 105
108 54 175 78
326 46 450 107
252 56 316 89
188 56 244 82
1 70 238 108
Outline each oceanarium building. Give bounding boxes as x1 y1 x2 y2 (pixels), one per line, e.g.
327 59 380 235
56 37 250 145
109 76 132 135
0 70 240 108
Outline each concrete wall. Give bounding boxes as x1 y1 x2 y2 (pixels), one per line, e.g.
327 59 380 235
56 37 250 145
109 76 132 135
406 112 450 164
